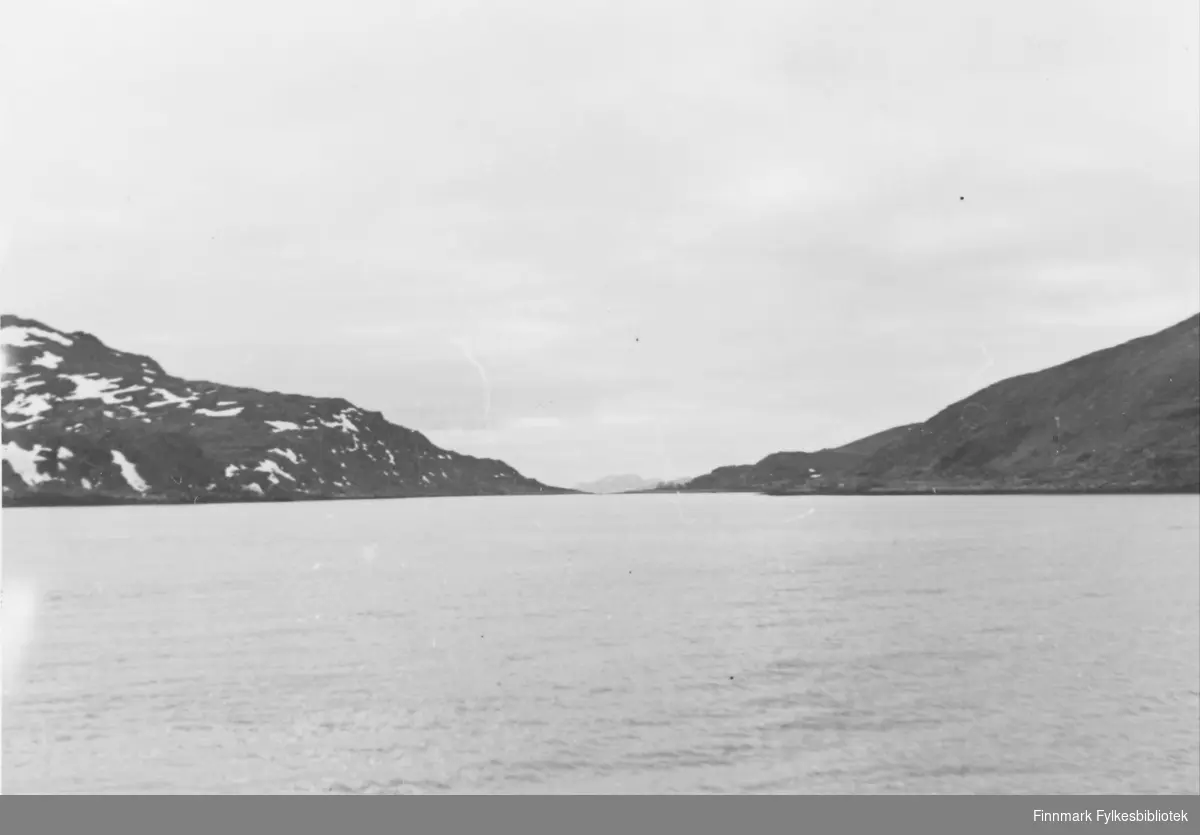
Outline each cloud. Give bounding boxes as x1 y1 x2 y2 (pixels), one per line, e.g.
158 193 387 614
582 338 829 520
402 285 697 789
2 0 1197 485
512 416 563 429
451 338 493 427
597 414 654 427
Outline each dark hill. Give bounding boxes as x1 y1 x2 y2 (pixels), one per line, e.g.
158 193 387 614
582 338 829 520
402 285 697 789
672 314 1199 494
684 448 866 492
856 314 1199 492
2 315 571 505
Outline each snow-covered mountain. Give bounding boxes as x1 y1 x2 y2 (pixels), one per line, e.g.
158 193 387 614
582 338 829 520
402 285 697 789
1 315 570 505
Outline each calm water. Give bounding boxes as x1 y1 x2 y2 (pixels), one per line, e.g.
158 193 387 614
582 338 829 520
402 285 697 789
2 494 1197 794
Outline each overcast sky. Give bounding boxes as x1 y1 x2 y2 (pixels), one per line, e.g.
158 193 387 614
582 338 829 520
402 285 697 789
2 0 1197 486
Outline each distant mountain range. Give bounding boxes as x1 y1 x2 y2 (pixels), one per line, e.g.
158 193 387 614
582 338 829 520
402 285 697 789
573 474 692 494
1 315 571 506
662 314 1199 494
5 313 1196 506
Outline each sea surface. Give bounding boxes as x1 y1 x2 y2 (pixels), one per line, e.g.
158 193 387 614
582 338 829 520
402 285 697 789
2 494 1197 794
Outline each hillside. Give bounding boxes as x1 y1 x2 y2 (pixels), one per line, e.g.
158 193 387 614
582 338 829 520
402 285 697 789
831 424 921 457
668 425 920 493
855 313 1200 492
1 315 570 505
681 448 868 492
674 314 1200 494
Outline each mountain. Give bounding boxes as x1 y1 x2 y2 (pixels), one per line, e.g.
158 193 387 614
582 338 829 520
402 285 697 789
1 315 571 505
854 313 1200 492
829 424 921 457
664 425 921 492
573 474 666 494
572 474 694 493
680 447 867 492
654 476 694 489
674 314 1200 494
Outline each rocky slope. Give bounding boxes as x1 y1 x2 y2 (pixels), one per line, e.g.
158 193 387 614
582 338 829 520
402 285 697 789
658 426 920 493
853 313 1200 492
679 448 868 492
674 314 1200 494
1 315 570 505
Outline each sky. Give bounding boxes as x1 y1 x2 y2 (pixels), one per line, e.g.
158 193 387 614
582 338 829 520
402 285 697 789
2 0 1197 487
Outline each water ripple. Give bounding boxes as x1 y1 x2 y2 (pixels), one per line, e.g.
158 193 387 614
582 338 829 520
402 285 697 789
3 495 1197 794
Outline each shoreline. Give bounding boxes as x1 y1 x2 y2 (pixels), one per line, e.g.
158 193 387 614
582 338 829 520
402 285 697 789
7 485 1197 508
631 485 1200 497
0 488 581 509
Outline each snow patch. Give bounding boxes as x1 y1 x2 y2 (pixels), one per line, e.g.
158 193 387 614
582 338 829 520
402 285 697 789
144 388 195 409
255 459 295 483
81 477 92 490
2 443 54 485
319 411 360 433
30 352 63 369
265 420 301 432
1 325 74 347
11 376 45 392
270 447 300 465
57 447 74 460
59 374 144 404
217 401 238 406
243 483 264 495
224 464 242 478
111 450 149 493
195 406 244 417
2 392 54 428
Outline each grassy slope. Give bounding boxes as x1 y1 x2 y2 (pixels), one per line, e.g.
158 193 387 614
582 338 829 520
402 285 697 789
676 314 1200 494
856 314 1199 491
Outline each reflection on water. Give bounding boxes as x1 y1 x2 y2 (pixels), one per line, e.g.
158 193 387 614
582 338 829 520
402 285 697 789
3 494 1198 794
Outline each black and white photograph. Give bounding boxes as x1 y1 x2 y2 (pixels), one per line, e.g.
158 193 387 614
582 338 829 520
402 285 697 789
2 0 1198 803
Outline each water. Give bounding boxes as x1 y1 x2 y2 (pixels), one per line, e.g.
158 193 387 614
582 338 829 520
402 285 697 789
2 494 1197 794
